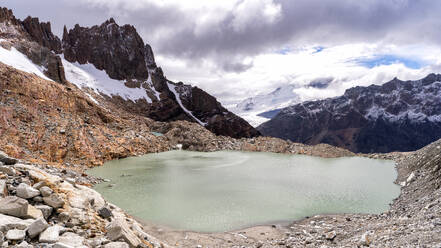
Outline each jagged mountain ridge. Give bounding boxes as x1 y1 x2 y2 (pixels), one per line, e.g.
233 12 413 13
0 7 259 139
258 75 441 153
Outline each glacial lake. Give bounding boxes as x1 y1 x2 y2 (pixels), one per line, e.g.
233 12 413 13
87 150 400 232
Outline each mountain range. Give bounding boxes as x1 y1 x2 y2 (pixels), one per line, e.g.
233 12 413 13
258 75 441 153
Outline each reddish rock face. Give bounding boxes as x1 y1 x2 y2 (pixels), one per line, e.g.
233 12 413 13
22 17 62 53
62 19 154 80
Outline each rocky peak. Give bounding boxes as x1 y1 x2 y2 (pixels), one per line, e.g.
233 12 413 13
0 7 19 25
22 17 62 53
62 19 155 80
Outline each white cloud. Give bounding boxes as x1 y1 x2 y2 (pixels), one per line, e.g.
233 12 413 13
158 43 441 107
231 0 282 32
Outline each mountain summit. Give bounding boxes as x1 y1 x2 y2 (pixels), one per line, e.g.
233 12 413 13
258 74 441 153
0 7 259 138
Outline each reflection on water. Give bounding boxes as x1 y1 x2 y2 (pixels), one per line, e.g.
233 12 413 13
88 150 400 232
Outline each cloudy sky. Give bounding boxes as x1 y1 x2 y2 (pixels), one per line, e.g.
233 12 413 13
4 0 441 107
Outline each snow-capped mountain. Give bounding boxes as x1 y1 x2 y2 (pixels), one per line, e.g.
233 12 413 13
0 7 259 139
232 84 301 126
232 78 334 127
258 75 441 153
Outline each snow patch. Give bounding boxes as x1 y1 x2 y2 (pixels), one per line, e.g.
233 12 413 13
61 56 152 103
0 46 52 81
146 76 161 101
166 82 207 126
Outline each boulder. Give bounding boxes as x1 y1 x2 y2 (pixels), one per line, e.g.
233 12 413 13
43 194 64 208
39 186 53 197
24 205 43 219
32 181 46 190
0 214 33 231
5 229 25 241
104 242 130 248
0 196 28 218
0 152 17 165
39 225 61 243
53 243 75 248
98 207 112 219
35 205 53 219
27 218 48 238
16 183 40 199
0 166 15 176
106 218 141 248
58 232 85 247
0 180 8 197
16 241 32 247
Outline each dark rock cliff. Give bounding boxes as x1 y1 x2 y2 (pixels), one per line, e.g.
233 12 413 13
61 18 259 138
62 18 153 80
22 16 62 53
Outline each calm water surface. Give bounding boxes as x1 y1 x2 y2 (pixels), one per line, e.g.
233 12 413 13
87 150 400 232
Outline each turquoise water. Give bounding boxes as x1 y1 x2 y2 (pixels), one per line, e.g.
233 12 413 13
88 150 400 232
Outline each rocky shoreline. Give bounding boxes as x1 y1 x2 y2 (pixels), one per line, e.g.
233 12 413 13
0 136 439 247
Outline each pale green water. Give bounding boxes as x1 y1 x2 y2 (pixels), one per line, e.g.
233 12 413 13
88 150 400 232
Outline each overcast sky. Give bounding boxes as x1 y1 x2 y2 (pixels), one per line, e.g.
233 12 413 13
3 0 441 106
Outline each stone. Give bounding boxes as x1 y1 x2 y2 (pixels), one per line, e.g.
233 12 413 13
98 207 112 219
53 243 75 248
39 186 53 197
0 196 28 218
5 229 25 241
16 183 40 199
39 225 61 243
43 194 64 208
32 181 47 190
16 241 33 247
27 218 48 238
24 205 43 219
35 205 53 219
65 178 75 185
58 232 85 247
406 172 416 183
0 214 33 231
0 152 17 165
104 242 130 248
106 218 141 247
360 232 371 246
0 180 7 197
33 196 43 202
325 230 337 240
0 166 15 176
57 212 70 222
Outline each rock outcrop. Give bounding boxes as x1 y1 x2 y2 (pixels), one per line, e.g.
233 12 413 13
258 74 441 153
0 7 20 26
62 19 153 80
62 19 259 138
22 17 62 53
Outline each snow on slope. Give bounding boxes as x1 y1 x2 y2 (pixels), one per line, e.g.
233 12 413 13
232 84 301 127
166 82 207 126
0 45 52 81
61 56 152 103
